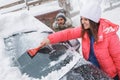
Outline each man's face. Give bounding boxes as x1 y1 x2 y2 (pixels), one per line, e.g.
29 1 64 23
57 17 65 26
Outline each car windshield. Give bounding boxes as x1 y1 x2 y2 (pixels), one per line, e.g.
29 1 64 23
3 30 74 79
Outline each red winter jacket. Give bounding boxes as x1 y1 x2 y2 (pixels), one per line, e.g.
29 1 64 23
48 18 120 78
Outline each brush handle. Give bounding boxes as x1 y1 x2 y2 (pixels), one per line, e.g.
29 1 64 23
36 46 42 51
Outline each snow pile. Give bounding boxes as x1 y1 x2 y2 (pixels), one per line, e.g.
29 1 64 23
0 12 36 37
0 11 52 38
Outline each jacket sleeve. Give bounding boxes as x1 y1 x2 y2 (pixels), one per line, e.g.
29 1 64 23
108 32 120 78
48 27 81 44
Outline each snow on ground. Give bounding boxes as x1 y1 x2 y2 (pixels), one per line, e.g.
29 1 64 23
0 0 120 80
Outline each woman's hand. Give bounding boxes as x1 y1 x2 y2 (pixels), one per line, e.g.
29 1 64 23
27 38 50 57
39 38 50 48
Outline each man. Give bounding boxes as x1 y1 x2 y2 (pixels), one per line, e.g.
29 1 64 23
52 12 72 32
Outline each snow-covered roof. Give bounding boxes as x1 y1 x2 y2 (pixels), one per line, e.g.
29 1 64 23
0 0 21 7
0 11 52 38
0 1 62 16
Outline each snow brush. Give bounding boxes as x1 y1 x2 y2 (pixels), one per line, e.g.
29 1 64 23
27 46 42 57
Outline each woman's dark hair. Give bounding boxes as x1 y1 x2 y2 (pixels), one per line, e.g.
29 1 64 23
81 19 99 42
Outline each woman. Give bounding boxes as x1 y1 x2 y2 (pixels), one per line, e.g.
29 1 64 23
34 3 120 80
